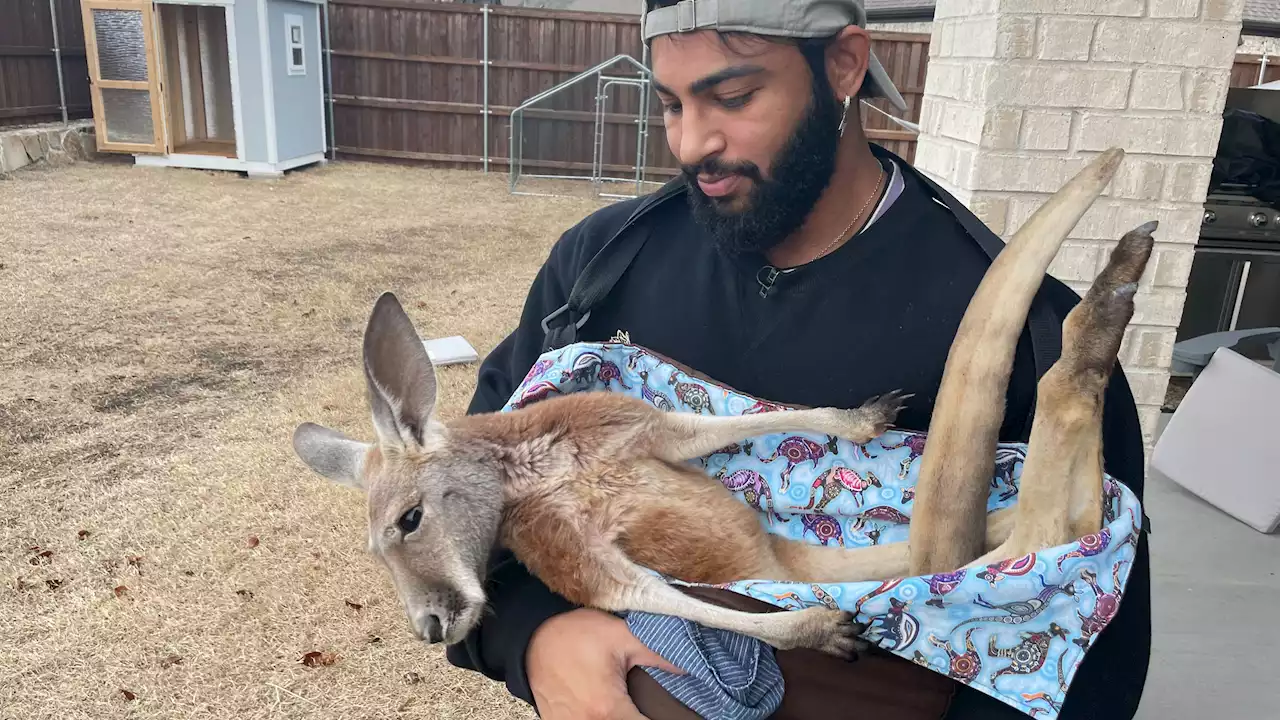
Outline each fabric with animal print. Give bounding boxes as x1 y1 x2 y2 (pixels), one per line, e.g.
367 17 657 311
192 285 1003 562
504 342 1145 719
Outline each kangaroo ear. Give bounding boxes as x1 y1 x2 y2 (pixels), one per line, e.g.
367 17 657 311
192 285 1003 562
362 292 441 450
293 422 370 490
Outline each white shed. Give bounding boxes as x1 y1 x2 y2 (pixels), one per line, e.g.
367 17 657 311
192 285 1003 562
79 0 328 177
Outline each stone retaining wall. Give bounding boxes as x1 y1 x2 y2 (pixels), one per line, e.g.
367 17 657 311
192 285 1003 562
0 121 100 174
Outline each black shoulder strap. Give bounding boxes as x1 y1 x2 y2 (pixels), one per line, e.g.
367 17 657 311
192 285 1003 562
540 176 688 352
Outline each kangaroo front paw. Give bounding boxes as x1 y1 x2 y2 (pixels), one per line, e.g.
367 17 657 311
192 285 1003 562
800 609 869 660
842 390 913 442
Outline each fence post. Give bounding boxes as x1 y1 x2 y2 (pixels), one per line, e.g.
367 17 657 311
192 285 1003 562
323 1 336 160
482 3 490 173
49 0 69 125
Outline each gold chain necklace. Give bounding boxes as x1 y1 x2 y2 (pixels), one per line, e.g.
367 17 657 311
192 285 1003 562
809 166 887 264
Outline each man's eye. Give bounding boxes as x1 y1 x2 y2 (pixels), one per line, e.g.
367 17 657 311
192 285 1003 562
720 91 755 109
398 507 422 534
662 101 682 115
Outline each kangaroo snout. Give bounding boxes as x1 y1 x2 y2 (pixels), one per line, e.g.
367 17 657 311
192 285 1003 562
414 612 447 643
406 584 485 645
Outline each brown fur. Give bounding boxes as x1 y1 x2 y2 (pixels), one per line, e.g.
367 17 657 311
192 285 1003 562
292 146 1156 658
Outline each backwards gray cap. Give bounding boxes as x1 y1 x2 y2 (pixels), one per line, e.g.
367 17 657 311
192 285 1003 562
640 0 907 112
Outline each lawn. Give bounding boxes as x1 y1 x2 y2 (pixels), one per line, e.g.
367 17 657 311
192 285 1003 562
0 158 609 719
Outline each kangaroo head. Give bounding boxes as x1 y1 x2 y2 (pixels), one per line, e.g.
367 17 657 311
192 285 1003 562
291 292 502 646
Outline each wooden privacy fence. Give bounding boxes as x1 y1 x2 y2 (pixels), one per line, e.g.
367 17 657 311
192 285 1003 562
1230 53 1280 88
326 0 929 180
0 0 90 127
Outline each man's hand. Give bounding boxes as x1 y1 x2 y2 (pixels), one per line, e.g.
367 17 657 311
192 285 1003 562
526 607 686 720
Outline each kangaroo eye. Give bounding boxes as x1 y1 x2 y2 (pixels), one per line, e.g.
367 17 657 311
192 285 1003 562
397 507 422 534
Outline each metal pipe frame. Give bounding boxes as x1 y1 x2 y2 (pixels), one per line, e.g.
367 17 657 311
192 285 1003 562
49 0 69 125
637 41 651 195
594 76 649 196
508 53 653 199
322 2 336 160
482 3 490 173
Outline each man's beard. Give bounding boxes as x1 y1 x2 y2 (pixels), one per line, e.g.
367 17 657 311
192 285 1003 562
682 85 844 257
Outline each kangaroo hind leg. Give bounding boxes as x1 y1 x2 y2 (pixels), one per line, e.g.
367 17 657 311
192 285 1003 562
971 222 1155 568
594 548 868 659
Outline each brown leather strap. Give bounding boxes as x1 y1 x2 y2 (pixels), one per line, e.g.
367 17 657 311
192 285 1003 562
626 586 956 720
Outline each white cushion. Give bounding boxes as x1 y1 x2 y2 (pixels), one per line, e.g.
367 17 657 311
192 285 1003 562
1152 347 1280 534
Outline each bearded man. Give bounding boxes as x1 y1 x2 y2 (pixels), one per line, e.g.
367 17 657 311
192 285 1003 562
446 1 1152 719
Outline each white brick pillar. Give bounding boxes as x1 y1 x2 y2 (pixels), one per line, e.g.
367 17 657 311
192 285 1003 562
913 0 1246 449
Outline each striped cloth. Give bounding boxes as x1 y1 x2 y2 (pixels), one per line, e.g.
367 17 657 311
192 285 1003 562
624 610 784 720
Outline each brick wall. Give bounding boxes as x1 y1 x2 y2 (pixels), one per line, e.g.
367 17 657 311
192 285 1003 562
914 0 1246 451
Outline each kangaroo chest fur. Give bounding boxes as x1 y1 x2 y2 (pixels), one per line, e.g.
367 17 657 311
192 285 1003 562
492 420 784 604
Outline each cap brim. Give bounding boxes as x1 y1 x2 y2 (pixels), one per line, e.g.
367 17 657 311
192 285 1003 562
866 51 908 113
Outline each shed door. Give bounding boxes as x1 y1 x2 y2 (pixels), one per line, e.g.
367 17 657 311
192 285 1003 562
81 0 166 153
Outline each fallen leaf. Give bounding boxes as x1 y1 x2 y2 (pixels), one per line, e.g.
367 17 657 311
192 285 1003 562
344 599 363 611
45 579 63 590
246 536 260 549
77 530 91 540
235 589 254 600
113 585 128 598
120 689 136 701
301 651 337 668
29 550 54 565
403 671 423 684
160 654 183 668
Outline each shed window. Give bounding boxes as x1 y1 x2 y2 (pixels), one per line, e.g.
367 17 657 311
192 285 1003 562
285 14 305 75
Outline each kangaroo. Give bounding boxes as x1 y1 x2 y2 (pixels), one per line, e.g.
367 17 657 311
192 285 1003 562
291 147 1154 658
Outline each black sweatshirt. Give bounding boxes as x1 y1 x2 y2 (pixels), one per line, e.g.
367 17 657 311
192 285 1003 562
446 145 1152 720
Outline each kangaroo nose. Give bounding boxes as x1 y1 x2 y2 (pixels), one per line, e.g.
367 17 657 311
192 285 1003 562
423 614 444 643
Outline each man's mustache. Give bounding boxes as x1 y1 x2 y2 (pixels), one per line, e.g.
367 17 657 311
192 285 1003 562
681 157 764 185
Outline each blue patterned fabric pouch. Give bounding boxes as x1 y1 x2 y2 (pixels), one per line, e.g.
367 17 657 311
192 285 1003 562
501 341 1144 719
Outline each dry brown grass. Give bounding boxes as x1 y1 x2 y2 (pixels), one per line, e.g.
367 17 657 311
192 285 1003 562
0 159 611 719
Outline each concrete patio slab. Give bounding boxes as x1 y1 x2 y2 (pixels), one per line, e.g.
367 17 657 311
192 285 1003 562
1136 464 1280 718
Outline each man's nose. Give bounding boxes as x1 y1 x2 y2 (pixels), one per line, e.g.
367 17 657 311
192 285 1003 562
674 108 725 169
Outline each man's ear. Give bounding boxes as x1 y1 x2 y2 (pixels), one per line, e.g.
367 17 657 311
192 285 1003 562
293 422 371 490
826 25 872 104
